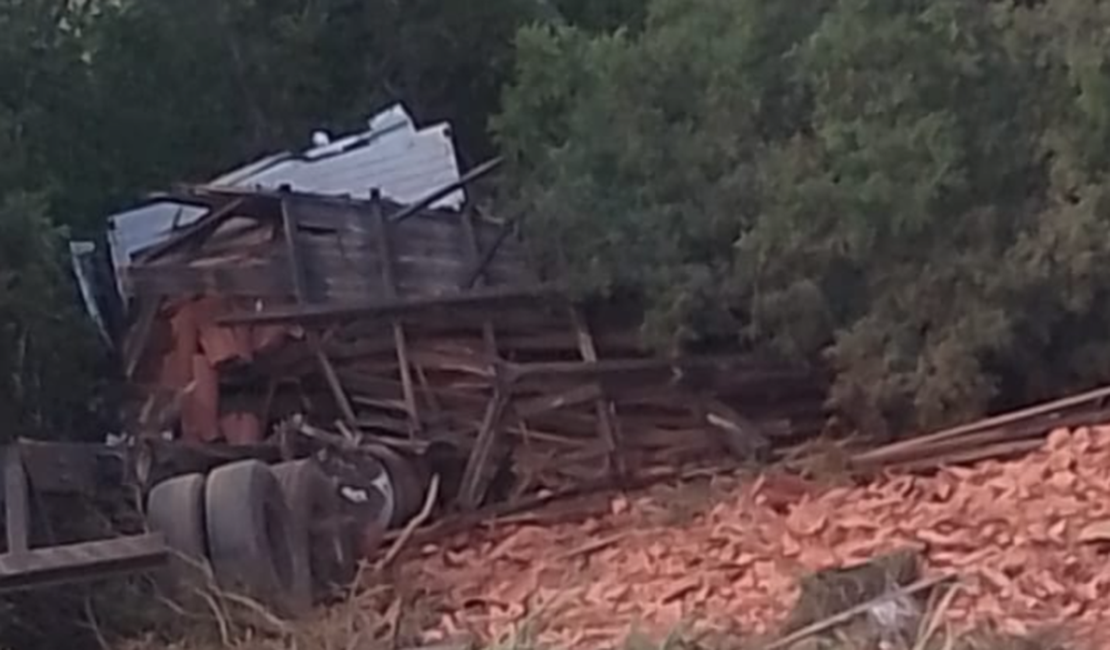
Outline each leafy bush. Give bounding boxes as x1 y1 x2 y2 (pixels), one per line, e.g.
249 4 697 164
496 0 1110 434
0 192 108 444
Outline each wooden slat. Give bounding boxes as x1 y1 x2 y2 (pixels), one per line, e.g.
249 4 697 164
459 390 510 509
389 157 503 224
372 190 422 437
570 307 626 479
284 194 359 427
281 198 310 303
4 446 29 554
218 284 562 325
135 198 245 264
853 384 1110 464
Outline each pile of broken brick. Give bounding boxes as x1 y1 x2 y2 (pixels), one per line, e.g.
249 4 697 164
403 423 1110 649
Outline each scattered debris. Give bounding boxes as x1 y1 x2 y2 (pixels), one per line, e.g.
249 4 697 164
404 425 1110 649
851 385 1110 471
89 108 823 527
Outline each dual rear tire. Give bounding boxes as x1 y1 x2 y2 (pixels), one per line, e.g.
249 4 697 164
146 459 356 617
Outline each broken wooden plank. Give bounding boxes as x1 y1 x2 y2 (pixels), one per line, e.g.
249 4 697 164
569 307 625 479
458 389 510 510
134 198 246 264
460 213 519 290
127 261 288 297
218 284 562 326
852 384 1110 465
371 189 422 437
389 157 503 224
514 383 604 418
4 446 29 554
280 197 310 303
312 336 359 427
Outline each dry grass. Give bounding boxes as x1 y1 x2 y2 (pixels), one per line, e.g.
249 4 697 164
119 568 1086 650
111 549 431 650
113 479 1089 650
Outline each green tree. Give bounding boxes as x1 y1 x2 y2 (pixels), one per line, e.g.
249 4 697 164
549 0 648 32
0 1 107 444
0 191 106 443
497 0 1110 434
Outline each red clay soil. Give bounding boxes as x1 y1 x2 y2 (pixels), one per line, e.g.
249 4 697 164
401 426 1110 648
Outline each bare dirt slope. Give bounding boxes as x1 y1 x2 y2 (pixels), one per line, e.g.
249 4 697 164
405 427 1110 648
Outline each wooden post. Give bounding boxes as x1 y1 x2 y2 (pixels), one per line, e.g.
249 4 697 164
314 339 359 426
455 206 514 509
458 389 510 509
280 199 309 304
371 189 422 438
570 307 626 479
5 445 30 554
282 194 358 427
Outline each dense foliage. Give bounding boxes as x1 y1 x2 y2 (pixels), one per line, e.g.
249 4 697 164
5 0 1110 441
497 0 1110 435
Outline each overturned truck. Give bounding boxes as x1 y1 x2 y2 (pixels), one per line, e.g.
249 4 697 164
4 107 824 612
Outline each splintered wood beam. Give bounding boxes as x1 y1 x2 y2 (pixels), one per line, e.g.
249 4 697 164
412 361 443 413
312 335 359 427
217 284 561 325
280 198 309 303
391 324 421 437
458 390 510 510
282 194 357 427
371 189 422 437
135 197 245 264
515 383 603 418
570 307 626 479
459 205 514 505
459 212 519 291
388 157 503 224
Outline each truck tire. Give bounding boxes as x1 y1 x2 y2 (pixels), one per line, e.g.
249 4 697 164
272 459 357 600
146 473 209 603
370 446 425 526
205 460 309 617
147 473 208 563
